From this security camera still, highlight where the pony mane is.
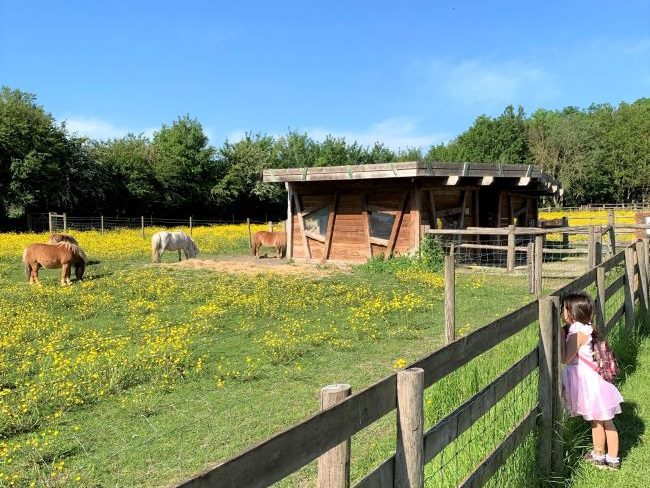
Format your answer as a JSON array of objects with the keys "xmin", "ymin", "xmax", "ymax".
[{"xmin": 57, "ymin": 242, "xmax": 88, "ymax": 263}]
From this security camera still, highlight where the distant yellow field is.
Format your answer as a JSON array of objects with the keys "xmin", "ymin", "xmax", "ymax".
[
  {"xmin": 538, "ymin": 209, "xmax": 642, "ymax": 243},
  {"xmin": 538, "ymin": 209, "xmax": 638, "ymax": 226}
]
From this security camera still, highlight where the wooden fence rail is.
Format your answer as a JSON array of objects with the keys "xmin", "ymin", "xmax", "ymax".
[{"xmin": 174, "ymin": 241, "xmax": 649, "ymax": 488}]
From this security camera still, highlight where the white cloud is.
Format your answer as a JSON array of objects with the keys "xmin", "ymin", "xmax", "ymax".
[
  {"xmin": 62, "ymin": 116, "xmax": 156, "ymax": 141},
  {"xmin": 417, "ymin": 58, "xmax": 559, "ymax": 108},
  {"xmin": 600, "ymin": 37, "xmax": 650, "ymax": 54},
  {"xmin": 227, "ymin": 118, "xmax": 450, "ymax": 151}
]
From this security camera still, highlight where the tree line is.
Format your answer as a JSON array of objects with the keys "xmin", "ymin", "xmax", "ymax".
[{"xmin": 1, "ymin": 86, "xmax": 648, "ymax": 228}]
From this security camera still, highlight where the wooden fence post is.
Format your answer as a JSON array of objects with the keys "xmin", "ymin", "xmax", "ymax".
[
  {"xmin": 286, "ymin": 183, "xmax": 294, "ymax": 259},
  {"xmin": 608, "ymin": 210, "xmax": 616, "ymax": 254},
  {"xmin": 444, "ymin": 253, "xmax": 455, "ymax": 344},
  {"xmin": 635, "ymin": 241, "xmax": 649, "ymax": 313},
  {"xmin": 550, "ymin": 295, "xmax": 564, "ymax": 477},
  {"xmin": 561, "ymin": 216, "xmax": 569, "ymax": 248},
  {"xmin": 141, "ymin": 216, "xmax": 145, "ymax": 239},
  {"xmin": 587, "ymin": 226, "xmax": 595, "ymax": 269},
  {"xmin": 624, "ymin": 247, "xmax": 636, "ymax": 335},
  {"xmin": 395, "ymin": 368, "xmax": 424, "ymax": 488},
  {"xmin": 595, "ymin": 266, "xmax": 606, "ymax": 330},
  {"xmin": 527, "ymin": 241, "xmax": 535, "ymax": 294},
  {"xmin": 63, "ymin": 213, "xmax": 67, "ymax": 232},
  {"xmin": 100, "ymin": 215, "xmax": 104, "ymax": 234},
  {"xmin": 535, "ymin": 234, "xmax": 543, "ymax": 297},
  {"xmin": 507, "ymin": 225, "xmax": 516, "ymax": 272},
  {"xmin": 538, "ymin": 296, "xmax": 559, "ymax": 479},
  {"xmin": 247, "ymin": 218, "xmax": 252, "ymax": 251},
  {"xmin": 595, "ymin": 226, "xmax": 602, "ymax": 265},
  {"xmin": 644, "ymin": 238, "xmax": 650, "ymax": 291},
  {"xmin": 318, "ymin": 384, "xmax": 352, "ymax": 488},
  {"xmin": 189, "ymin": 216, "xmax": 193, "ymax": 236}
]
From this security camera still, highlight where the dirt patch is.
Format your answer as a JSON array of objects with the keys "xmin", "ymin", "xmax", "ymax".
[{"xmin": 165, "ymin": 256, "xmax": 350, "ymax": 276}]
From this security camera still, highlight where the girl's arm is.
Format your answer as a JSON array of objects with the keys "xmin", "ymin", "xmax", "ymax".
[{"xmin": 562, "ymin": 332, "xmax": 588, "ymax": 364}]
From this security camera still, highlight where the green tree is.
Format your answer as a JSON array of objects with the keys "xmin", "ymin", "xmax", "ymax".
[
  {"xmin": 150, "ymin": 115, "xmax": 217, "ymax": 213},
  {"xmin": 0, "ymin": 87, "xmax": 102, "ymax": 219},
  {"xmin": 212, "ymin": 133, "xmax": 282, "ymax": 216},
  {"xmin": 90, "ymin": 134, "xmax": 159, "ymax": 214}
]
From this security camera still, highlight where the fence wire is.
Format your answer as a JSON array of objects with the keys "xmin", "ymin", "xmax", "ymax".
[
  {"xmin": 28, "ymin": 212, "xmax": 276, "ymax": 233},
  {"xmin": 424, "ymin": 367, "xmax": 538, "ymax": 487}
]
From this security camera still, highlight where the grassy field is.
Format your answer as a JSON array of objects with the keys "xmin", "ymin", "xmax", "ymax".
[
  {"xmin": 0, "ymin": 223, "xmax": 642, "ymax": 487},
  {"xmin": 0, "ymin": 226, "xmax": 548, "ymax": 487}
]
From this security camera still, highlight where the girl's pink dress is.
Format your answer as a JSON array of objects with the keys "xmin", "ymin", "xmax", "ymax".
[{"xmin": 562, "ymin": 322, "xmax": 623, "ymax": 421}]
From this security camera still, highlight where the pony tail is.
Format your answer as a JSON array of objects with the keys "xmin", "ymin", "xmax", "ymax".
[
  {"xmin": 22, "ymin": 249, "xmax": 31, "ymax": 281},
  {"xmin": 151, "ymin": 235, "xmax": 160, "ymax": 263}
]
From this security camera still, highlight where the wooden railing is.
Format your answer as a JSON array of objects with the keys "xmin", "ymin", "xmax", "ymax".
[{"xmin": 174, "ymin": 241, "xmax": 649, "ymax": 488}]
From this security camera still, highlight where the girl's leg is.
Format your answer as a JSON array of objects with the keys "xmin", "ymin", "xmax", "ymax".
[
  {"xmin": 591, "ymin": 421, "xmax": 606, "ymax": 454},
  {"xmin": 603, "ymin": 420, "xmax": 619, "ymax": 458}
]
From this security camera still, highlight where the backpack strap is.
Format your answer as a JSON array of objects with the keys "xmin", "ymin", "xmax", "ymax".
[{"xmin": 578, "ymin": 352, "xmax": 599, "ymax": 372}]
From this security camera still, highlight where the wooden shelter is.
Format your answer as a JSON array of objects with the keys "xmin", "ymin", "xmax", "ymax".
[{"xmin": 263, "ymin": 161, "xmax": 563, "ymax": 263}]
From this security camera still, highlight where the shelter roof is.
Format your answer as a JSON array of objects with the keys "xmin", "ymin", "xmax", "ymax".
[{"xmin": 262, "ymin": 161, "xmax": 563, "ymax": 196}]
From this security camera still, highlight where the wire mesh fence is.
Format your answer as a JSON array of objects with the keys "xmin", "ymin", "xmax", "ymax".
[{"xmin": 27, "ymin": 212, "xmax": 280, "ymax": 233}]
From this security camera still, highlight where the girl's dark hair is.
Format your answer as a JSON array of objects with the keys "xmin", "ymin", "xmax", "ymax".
[{"xmin": 563, "ymin": 293, "xmax": 603, "ymax": 340}]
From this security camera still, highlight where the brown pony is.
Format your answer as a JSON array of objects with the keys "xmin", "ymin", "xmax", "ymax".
[
  {"xmin": 47, "ymin": 233, "xmax": 79, "ymax": 245},
  {"xmin": 252, "ymin": 231, "xmax": 287, "ymax": 258},
  {"xmin": 23, "ymin": 242, "xmax": 88, "ymax": 285}
]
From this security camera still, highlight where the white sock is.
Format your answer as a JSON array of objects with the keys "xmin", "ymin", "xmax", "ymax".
[
  {"xmin": 605, "ymin": 454, "xmax": 619, "ymax": 463},
  {"xmin": 592, "ymin": 451, "xmax": 606, "ymax": 460}
]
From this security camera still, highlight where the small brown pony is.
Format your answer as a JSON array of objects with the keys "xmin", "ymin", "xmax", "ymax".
[
  {"xmin": 47, "ymin": 233, "xmax": 79, "ymax": 245},
  {"xmin": 252, "ymin": 231, "xmax": 287, "ymax": 258},
  {"xmin": 23, "ymin": 242, "xmax": 88, "ymax": 285}
]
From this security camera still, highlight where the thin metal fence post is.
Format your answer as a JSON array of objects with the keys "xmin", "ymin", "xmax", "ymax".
[
  {"xmin": 48, "ymin": 212, "xmax": 53, "ymax": 233},
  {"xmin": 100, "ymin": 215, "xmax": 104, "ymax": 233},
  {"xmin": 317, "ymin": 384, "xmax": 352, "ymax": 488},
  {"xmin": 189, "ymin": 216, "xmax": 193, "ymax": 236},
  {"xmin": 63, "ymin": 213, "xmax": 67, "ymax": 232},
  {"xmin": 141, "ymin": 216, "xmax": 145, "ymax": 239}
]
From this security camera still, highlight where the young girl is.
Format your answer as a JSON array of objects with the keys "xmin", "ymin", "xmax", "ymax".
[{"xmin": 561, "ymin": 293, "xmax": 623, "ymax": 470}]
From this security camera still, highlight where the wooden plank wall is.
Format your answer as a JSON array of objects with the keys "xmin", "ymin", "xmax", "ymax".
[
  {"xmin": 292, "ymin": 187, "xmax": 415, "ymax": 261},
  {"xmin": 290, "ymin": 183, "xmax": 540, "ymax": 261}
]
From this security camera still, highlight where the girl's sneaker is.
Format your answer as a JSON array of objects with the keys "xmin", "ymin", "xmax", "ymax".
[
  {"xmin": 583, "ymin": 451, "xmax": 606, "ymax": 468},
  {"xmin": 605, "ymin": 457, "xmax": 621, "ymax": 471}
]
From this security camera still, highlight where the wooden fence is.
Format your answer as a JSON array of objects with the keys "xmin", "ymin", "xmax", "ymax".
[{"xmin": 175, "ymin": 240, "xmax": 649, "ymax": 488}]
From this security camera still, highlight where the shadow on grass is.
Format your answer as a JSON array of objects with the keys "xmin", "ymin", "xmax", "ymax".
[{"xmin": 559, "ymin": 310, "xmax": 649, "ymax": 487}]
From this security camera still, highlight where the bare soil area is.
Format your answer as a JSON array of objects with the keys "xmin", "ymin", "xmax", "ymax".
[{"xmin": 166, "ymin": 255, "xmax": 350, "ymax": 276}]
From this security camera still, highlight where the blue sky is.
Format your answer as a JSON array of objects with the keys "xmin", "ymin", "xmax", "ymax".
[{"xmin": 1, "ymin": 0, "xmax": 648, "ymax": 150}]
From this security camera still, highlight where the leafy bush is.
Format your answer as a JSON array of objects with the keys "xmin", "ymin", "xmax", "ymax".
[{"xmin": 356, "ymin": 235, "xmax": 445, "ymax": 274}]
